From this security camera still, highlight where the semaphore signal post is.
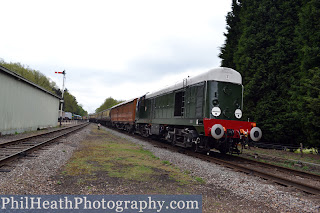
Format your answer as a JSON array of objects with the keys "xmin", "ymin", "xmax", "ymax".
[{"xmin": 55, "ymin": 70, "xmax": 66, "ymax": 127}]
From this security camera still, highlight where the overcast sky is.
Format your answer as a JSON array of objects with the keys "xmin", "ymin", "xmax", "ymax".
[{"xmin": 1, "ymin": 0, "xmax": 232, "ymax": 113}]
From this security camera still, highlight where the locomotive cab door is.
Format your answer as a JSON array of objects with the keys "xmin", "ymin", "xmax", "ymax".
[
  {"xmin": 151, "ymin": 98, "xmax": 156, "ymax": 119},
  {"xmin": 185, "ymin": 82, "xmax": 205, "ymax": 119},
  {"xmin": 174, "ymin": 90, "xmax": 185, "ymax": 117}
]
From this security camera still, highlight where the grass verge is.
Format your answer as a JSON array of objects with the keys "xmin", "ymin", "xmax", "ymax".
[{"xmin": 57, "ymin": 127, "xmax": 202, "ymax": 194}]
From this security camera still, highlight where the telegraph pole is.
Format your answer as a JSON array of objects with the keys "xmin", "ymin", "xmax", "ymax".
[{"xmin": 55, "ymin": 70, "xmax": 66, "ymax": 127}]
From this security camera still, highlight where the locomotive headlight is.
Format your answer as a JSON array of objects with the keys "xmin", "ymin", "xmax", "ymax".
[
  {"xmin": 211, "ymin": 107, "xmax": 221, "ymax": 117},
  {"xmin": 234, "ymin": 109, "xmax": 242, "ymax": 119}
]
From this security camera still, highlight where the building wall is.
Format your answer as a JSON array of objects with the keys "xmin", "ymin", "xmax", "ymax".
[{"xmin": 0, "ymin": 70, "xmax": 60, "ymax": 135}]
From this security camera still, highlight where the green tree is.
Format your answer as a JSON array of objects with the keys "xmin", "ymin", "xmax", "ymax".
[
  {"xmin": 219, "ymin": 0, "xmax": 306, "ymax": 145},
  {"xmin": 77, "ymin": 104, "xmax": 87, "ymax": 116},
  {"xmin": 238, "ymin": 0, "xmax": 302, "ymax": 144},
  {"xmin": 219, "ymin": 0, "xmax": 242, "ymax": 69},
  {"xmin": 63, "ymin": 90, "xmax": 88, "ymax": 116},
  {"xmin": 95, "ymin": 97, "xmax": 123, "ymax": 113},
  {"xmin": 295, "ymin": 0, "xmax": 320, "ymax": 148}
]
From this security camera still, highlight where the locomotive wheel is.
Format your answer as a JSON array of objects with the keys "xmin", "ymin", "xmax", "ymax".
[
  {"xmin": 141, "ymin": 126, "xmax": 150, "ymax": 138},
  {"xmin": 171, "ymin": 137, "xmax": 176, "ymax": 146},
  {"xmin": 165, "ymin": 132, "xmax": 174, "ymax": 144},
  {"xmin": 218, "ymin": 134, "xmax": 228, "ymax": 154},
  {"xmin": 218, "ymin": 146, "xmax": 227, "ymax": 154},
  {"xmin": 142, "ymin": 130, "xmax": 149, "ymax": 138},
  {"xmin": 192, "ymin": 137, "xmax": 210, "ymax": 153},
  {"xmin": 193, "ymin": 142, "xmax": 200, "ymax": 153}
]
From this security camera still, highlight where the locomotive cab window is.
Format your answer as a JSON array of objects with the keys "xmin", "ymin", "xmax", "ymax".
[
  {"xmin": 136, "ymin": 96, "xmax": 145, "ymax": 111},
  {"xmin": 174, "ymin": 91, "xmax": 185, "ymax": 116}
]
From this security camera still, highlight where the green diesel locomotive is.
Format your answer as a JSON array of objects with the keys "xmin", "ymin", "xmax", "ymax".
[
  {"xmin": 91, "ymin": 67, "xmax": 262, "ymax": 154},
  {"xmin": 135, "ymin": 67, "xmax": 261, "ymax": 153}
]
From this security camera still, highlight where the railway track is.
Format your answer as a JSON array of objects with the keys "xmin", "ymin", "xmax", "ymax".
[
  {"xmin": 184, "ymin": 149, "xmax": 320, "ymax": 195},
  {"xmin": 226, "ymin": 154, "xmax": 320, "ymax": 183},
  {"xmin": 0, "ymin": 122, "xmax": 89, "ymax": 170},
  {"xmin": 197, "ymin": 152, "xmax": 320, "ymax": 195},
  {"xmin": 187, "ymin": 150, "xmax": 320, "ymax": 195},
  {"xmin": 108, "ymin": 127, "xmax": 320, "ymax": 196}
]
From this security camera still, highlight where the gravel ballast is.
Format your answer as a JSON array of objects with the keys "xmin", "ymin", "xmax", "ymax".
[
  {"xmin": 102, "ymin": 127, "xmax": 320, "ymax": 213},
  {"xmin": 0, "ymin": 124, "xmax": 319, "ymax": 212},
  {"xmin": 0, "ymin": 125, "xmax": 91, "ymax": 194}
]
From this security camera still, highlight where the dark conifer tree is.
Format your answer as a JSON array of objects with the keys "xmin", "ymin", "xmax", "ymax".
[
  {"xmin": 220, "ymin": 0, "xmax": 305, "ymax": 145},
  {"xmin": 219, "ymin": 0, "xmax": 242, "ymax": 69},
  {"xmin": 295, "ymin": 0, "xmax": 320, "ymax": 148}
]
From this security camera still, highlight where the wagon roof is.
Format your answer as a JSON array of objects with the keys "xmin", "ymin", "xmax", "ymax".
[
  {"xmin": 110, "ymin": 98, "xmax": 137, "ymax": 109},
  {"xmin": 146, "ymin": 67, "xmax": 242, "ymax": 99}
]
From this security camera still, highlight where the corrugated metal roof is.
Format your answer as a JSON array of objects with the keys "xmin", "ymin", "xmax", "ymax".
[{"xmin": 0, "ymin": 65, "xmax": 61, "ymax": 99}]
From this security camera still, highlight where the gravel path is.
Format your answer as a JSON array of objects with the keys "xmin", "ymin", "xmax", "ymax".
[{"xmin": 102, "ymin": 127, "xmax": 320, "ymax": 213}]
